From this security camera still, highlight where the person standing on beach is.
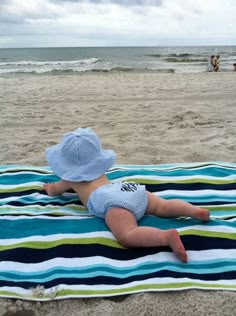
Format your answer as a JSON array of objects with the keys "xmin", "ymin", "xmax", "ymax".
[
  {"xmin": 207, "ymin": 55, "xmax": 215, "ymax": 72},
  {"xmin": 44, "ymin": 127, "xmax": 210, "ymax": 263},
  {"xmin": 214, "ymin": 55, "xmax": 220, "ymax": 72}
]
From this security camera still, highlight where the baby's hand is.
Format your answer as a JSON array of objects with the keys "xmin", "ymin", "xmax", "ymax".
[
  {"xmin": 43, "ymin": 183, "xmax": 58, "ymax": 196},
  {"xmin": 43, "ymin": 180, "xmax": 70, "ymax": 196}
]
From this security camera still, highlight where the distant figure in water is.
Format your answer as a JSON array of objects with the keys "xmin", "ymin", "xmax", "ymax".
[
  {"xmin": 207, "ymin": 55, "xmax": 215, "ymax": 72},
  {"xmin": 233, "ymin": 63, "xmax": 236, "ymax": 72},
  {"xmin": 214, "ymin": 55, "xmax": 220, "ymax": 72}
]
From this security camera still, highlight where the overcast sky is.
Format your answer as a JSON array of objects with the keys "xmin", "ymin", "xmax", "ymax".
[{"xmin": 0, "ymin": 0, "xmax": 235, "ymax": 48}]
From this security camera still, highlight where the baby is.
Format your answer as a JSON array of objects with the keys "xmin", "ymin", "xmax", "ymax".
[{"xmin": 44, "ymin": 128, "xmax": 210, "ymax": 263}]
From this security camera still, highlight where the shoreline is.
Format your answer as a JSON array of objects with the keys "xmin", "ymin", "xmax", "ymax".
[{"xmin": 0, "ymin": 67, "xmax": 234, "ymax": 79}]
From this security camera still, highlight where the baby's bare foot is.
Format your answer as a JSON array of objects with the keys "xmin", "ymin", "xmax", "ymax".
[
  {"xmin": 167, "ymin": 229, "xmax": 188, "ymax": 263},
  {"xmin": 43, "ymin": 183, "xmax": 59, "ymax": 196},
  {"xmin": 195, "ymin": 208, "xmax": 210, "ymax": 222}
]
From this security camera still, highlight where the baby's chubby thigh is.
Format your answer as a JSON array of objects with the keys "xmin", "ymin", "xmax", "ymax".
[{"xmin": 105, "ymin": 207, "xmax": 138, "ymax": 246}]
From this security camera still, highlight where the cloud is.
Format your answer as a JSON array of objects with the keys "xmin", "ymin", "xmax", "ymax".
[
  {"xmin": 50, "ymin": 0, "xmax": 163, "ymax": 5},
  {"xmin": 0, "ymin": 0, "xmax": 235, "ymax": 47}
]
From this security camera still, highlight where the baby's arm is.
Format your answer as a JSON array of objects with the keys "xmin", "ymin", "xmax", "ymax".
[{"xmin": 44, "ymin": 180, "xmax": 71, "ymax": 196}]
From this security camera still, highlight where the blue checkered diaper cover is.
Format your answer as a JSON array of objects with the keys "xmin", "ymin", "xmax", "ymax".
[{"xmin": 87, "ymin": 182, "xmax": 148, "ymax": 221}]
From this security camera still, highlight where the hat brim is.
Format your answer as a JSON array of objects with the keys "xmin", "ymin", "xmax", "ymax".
[{"xmin": 46, "ymin": 143, "xmax": 116, "ymax": 182}]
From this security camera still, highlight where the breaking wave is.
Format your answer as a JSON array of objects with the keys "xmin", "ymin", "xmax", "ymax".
[
  {"xmin": 146, "ymin": 53, "xmax": 198, "ymax": 58},
  {"xmin": 0, "ymin": 58, "xmax": 102, "ymax": 75},
  {"xmin": 164, "ymin": 57, "xmax": 208, "ymax": 63},
  {"xmin": 0, "ymin": 67, "xmax": 175, "ymax": 76}
]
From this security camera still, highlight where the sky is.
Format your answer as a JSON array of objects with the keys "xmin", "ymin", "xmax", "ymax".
[{"xmin": 0, "ymin": 0, "xmax": 235, "ymax": 48}]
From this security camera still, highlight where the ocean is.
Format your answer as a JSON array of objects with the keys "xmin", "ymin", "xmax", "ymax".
[{"xmin": 0, "ymin": 46, "xmax": 235, "ymax": 77}]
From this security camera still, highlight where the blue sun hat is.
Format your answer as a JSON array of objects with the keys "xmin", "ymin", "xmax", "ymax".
[{"xmin": 45, "ymin": 128, "xmax": 116, "ymax": 181}]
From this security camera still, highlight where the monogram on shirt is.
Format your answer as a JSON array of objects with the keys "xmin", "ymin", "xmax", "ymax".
[{"xmin": 120, "ymin": 183, "xmax": 138, "ymax": 192}]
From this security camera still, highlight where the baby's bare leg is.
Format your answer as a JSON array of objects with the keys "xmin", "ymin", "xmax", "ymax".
[
  {"xmin": 105, "ymin": 208, "xmax": 188, "ymax": 262},
  {"xmin": 146, "ymin": 192, "xmax": 210, "ymax": 221},
  {"xmin": 44, "ymin": 180, "xmax": 71, "ymax": 196}
]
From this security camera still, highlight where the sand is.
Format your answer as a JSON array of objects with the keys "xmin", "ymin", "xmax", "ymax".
[{"xmin": 0, "ymin": 72, "xmax": 235, "ymax": 315}]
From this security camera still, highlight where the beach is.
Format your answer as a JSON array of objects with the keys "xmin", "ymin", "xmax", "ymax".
[{"xmin": 0, "ymin": 72, "xmax": 235, "ymax": 315}]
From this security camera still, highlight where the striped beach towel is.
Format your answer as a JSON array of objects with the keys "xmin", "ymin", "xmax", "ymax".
[{"xmin": 0, "ymin": 162, "xmax": 235, "ymax": 300}]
